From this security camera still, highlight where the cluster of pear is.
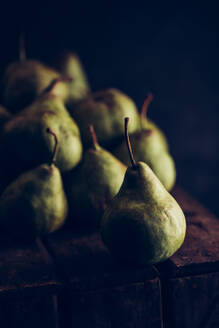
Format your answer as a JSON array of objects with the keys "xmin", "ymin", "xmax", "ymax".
[{"xmin": 0, "ymin": 44, "xmax": 186, "ymax": 265}]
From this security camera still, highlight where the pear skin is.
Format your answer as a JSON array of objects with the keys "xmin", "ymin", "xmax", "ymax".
[
  {"xmin": 0, "ymin": 94, "xmax": 83, "ymax": 183},
  {"xmin": 142, "ymin": 119, "xmax": 169, "ymax": 151},
  {"xmin": 101, "ymin": 118, "xmax": 186, "ymax": 265},
  {"xmin": 140, "ymin": 93, "xmax": 169, "ymax": 151},
  {"xmin": 113, "ymin": 130, "xmax": 176, "ymax": 191},
  {"xmin": 69, "ymin": 88, "xmax": 141, "ymax": 147},
  {"xmin": 2, "ymin": 60, "xmax": 69, "ymax": 113},
  {"xmin": 55, "ymin": 52, "xmax": 90, "ymax": 104},
  {"xmin": 101, "ymin": 162, "xmax": 186, "ymax": 265},
  {"xmin": 66, "ymin": 126, "xmax": 127, "ymax": 226},
  {"xmin": 0, "ymin": 163, "xmax": 68, "ymax": 242},
  {"xmin": 112, "ymin": 94, "xmax": 175, "ymax": 191}
]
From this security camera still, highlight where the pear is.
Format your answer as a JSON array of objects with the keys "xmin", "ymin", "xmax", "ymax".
[
  {"xmin": 66, "ymin": 125, "xmax": 127, "ymax": 226},
  {"xmin": 69, "ymin": 88, "xmax": 141, "ymax": 147},
  {"xmin": 140, "ymin": 93, "xmax": 169, "ymax": 151},
  {"xmin": 55, "ymin": 51, "xmax": 90, "ymax": 104},
  {"xmin": 0, "ymin": 128, "xmax": 68, "ymax": 242},
  {"xmin": 2, "ymin": 60, "xmax": 70, "ymax": 113},
  {"xmin": 101, "ymin": 117, "xmax": 186, "ymax": 265},
  {"xmin": 113, "ymin": 131, "xmax": 176, "ymax": 191},
  {"xmin": 112, "ymin": 96, "xmax": 176, "ymax": 191},
  {"xmin": 0, "ymin": 90, "xmax": 83, "ymax": 183},
  {"xmin": 2, "ymin": 38, "xmax": 69, "ymax": 113}
]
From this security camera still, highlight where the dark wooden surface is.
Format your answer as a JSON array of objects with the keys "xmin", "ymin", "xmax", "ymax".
[
  {"xmin": 44, "ymin": 229, "xmax": 158, "ymax": 291},
  {"xmin": 0, "ymin": 186, "xmax": 218, "ymax": 327},
  {"xmin": 43, "ymin": 185, "xmax": 219, "ymax": 328},
  {"xmin": 0, "ymin": 295, "xmax": 59, "ymax": 328},
  {"xmin": 156, "ymin": 187, "xmax": 219, "ymax": 328},
  {"xmin": 0, "ymin": 238, "xmax": 61, "ymax": 328},
  {"xmin": 70, "ymin": 280, "xmax": 161, "ymax": 328},
  {"xmin": 161, "ymin": 272, "xmax": 219, "ymax": 328},
  {"xmin": 157, "ymin": 186, "xmax": 219, "ymax": 277},
  {"xmin": 44, "ymin": 230, "xmax": 162, "ymax": 327}
]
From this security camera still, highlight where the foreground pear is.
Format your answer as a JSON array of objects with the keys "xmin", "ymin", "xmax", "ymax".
[
  {"xmin": 113, "ymin": 95, "xmax": 176, "ymax": 191},
  {"xmin": 66, "ymin": 125, "xmax": 127, "ymax": 226},
  {"xmin": 101, "ymin": 118, "xmax": 186, "ymax": 265},
  {"xmin": 69, "ymin": 88, "xmax": 141, "ymax": 147},
  {"xmin": 0, "ymin": 85, "xmax": 83, "ymax": 182},
  {"xmin": 55, "ymin": 51, "xmax": 90, "ymax": 104},
  {"xmin": 2, "ymin": 37, "xmax": 69, "ymax": 113},
  {"xmin": 0, "ymin": 128, "xmax": 68, "ymax": 242}
]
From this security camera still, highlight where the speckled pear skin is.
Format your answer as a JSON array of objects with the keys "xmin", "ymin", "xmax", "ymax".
[
  {"xmin": 0, "ymin": 163, "xmax": 68, "ymax": 242},
  {"xmin": 101, "ymin": 162, "xmax": 186, "ymax": 265},
  {"xmin": 66, "ymin": 144, "xmax": 127, "ymax": 226},
  {"xmin": 69, "ymin": 88, "xmax": 141, "ymax": 147},
  {"xmin": 142, "ymin": 118, "xmax": 169, "ymax": 151},
  {"xmin": 55, "ymin": 52, "xmax": 90, "ymax": 104},
  {"xmin": 2, "ymin": 60, "xmax": 69, "ymax": 113},
  {"xmin": 113, "ymin": 130, "xmax": 176, "ymax": 191},
  {"xmin": 0, "ymin": 94, "xmax": 83, "ymax": 183}
]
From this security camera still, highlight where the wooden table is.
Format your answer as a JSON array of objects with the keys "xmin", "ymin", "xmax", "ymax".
[
  {"xmin": 0, "ymin": 186, "xmax": 218, "ymax": 327},
  {"xmin": 0, "ymin": 238, "xmax": 61, "ymax": 328}
]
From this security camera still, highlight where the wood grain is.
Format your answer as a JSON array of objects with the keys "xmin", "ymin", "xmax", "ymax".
[{"xmin": 0, "ymin": 238, "xmax": 61, "ymax": 327}]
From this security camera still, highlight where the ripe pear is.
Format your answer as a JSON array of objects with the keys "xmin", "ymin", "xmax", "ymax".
[
  {"xmin": 101, "ymin": 118, "xmax": 186, "ymax": 266},
  {"xmin": 2, "ymin": 38, "xmax": 69, "ymax": 113},
  {"xmin": 0, "ymin": 128, "xmax": 68, "ymax": 242},
  {"xmin": 140, "ymin": 93, "xmax": 169, "ymax": 151},
  {"xmin": 112, "ymin": 96, "xmax": 176, "ymax": 191},
  {"xmin": 69, "ymin": 88, "xmax": 141, "ymax": 147},
  {"xmin": 0, "ymin": 90, "xmax": 83, "ymax": 182},
  {"xmin": 113, "ymin": 130, "xmax": 176, "ymax": 191},
  {"xmin": 66, "ymin": 125, "xmax": 127, "ymax": 226},
  {"xmin": 55, "ymin": 51, "xmax": 90, "ymax": 104}
]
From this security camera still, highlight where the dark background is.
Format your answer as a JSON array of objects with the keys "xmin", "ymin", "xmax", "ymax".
[{"xmin": 1, "ymin": 3, "xmax": 219, "ymax": 215}]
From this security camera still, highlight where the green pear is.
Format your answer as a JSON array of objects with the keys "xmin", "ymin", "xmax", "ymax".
[
  {"xmin": 2, "ymin": 43, "xmax": 69, "ymax": 113},
  {"xmin": 55, "ymin": 51, "xmax": 90, "ymax": 104},
  {"xmin": 113, "ymin": 129, "xmax": 176, "ymax": 191},
  {"xmin": 66, "ymin": 125, "xmax": 127, "ymax": 226},
  {"xmin": 0, "ymin": 91, "xmax": 83, "ymax": 182},
  {"xmin": 69, "ymin": 88, "xmax": 141, "ymax": 147},
  {"xmin": 0, "ymin": 128, "xmax": 68, "ymax": 242},
  {"xmin": 101, "ymin": 117, "xmax": 186, "ymax": 265},
  {"xmin": 112, "ymin": 95, "xmax": 176, "ymax": 191},
  {"xmin": 140, "ymin": 93, "xmax": 169, "ymax": 151}
]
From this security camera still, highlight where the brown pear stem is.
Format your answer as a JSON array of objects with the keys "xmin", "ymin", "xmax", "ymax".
[
  {"xmin": 125, "ymin": 117, "xmax": 137, "ymax": 169},
  {"xmin": 140, "ymin": 92, "xmax": 154, "ymax": 121},
  {"xmin": 46, "ymin": 128, "xmax": 58, "ymax": 166},
  {"xmin": 19, "ymin": 33, "xmax": 26, "ymax": 62},
  {"xmin": 89, "ymin": 125, "xmax": 99, "ymax": 149},
  {"xmin": 42, "ymin": 76, "xmax": 73, "ymax": 95}
]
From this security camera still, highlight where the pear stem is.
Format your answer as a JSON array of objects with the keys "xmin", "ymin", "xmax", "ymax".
[
  {"xmin": 42, "ymin": 76, "xmax": 73, "ymax": 95},
  {"xmin": 19, "ymin": 33, "xmax": 26, "ymax": 62},
  {"xmin": 140, "ymin": 92, "xmax": 154, "ymax": 122},
  {"xmin": 125, "ymin": 117, "xmax": 137, "ymax": 169},
  {"xmin": 89, "ymin": 125, "xmax": 99, "ymax": 149},
  {"xmin": 46, "ymin": 128, "xmax": 58, "ymax": 166}
]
